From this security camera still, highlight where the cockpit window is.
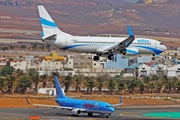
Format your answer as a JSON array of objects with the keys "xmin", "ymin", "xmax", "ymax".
[
  {"xmin": 160, "ymin": 43, "xmax": 163, "ymax": 45},
  {"xmin": 106, "ymin": 106, "xmax": 113, "ymax": 107}
]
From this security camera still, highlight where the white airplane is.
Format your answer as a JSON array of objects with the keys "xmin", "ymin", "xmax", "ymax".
[{"xmin": 37, "ymin": 5, "xmax": 167, "ymax": 61}]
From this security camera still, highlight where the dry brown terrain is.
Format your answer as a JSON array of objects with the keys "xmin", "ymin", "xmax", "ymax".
[
  {"xmin": 0, "ymin": 0, "xmax": 180, "ymax": 36},
  {"xmin": 0, "ymin": 93, "xmax": 180, "ymax": 108}
]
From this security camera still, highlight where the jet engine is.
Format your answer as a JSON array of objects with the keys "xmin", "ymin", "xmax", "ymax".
[
  {"xmin": 71, "ymin": 109, "xmax": 82, "ymax": 115},
  {"xmin": 125, "ymin": 47, "xmax": 139, "ymax": 55}
]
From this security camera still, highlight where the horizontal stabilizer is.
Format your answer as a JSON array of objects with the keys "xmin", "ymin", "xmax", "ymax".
[{"xmin": 44, "ymin": 34, "xmax": 57, "ymax": 40}]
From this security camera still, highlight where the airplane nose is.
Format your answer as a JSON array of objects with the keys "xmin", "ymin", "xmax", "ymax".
[
  {"xmin": 109, "ymin": 107, "xmax": 114, "ymax": 112},
  {"xmin": 164, "ymin": 45, "xmax": 167, "ymax": 50}
]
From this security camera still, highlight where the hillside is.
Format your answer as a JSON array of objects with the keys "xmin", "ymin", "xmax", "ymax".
[{"xmin": 0, "ymin": 0, "xmax": 179, "ymax": 37}]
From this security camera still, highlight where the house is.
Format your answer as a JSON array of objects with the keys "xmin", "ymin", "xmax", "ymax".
[
  {"xmin": 168, "ymin": 64, "xmax": 180, "ymax": 78},
  {"xmin": 104, "ymin": 55, "xmax": 128, "ymax": 69}
]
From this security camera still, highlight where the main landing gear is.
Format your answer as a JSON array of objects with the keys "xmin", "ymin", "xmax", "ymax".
[
  {"xmin": 107, "ymin": 54, "xmax": 114, "ymax": 60},
  {"xmin": 88, "ymin": 113, "xmax": 93, "ymax": 117},
  {"xmin": 93, "ymin": 54, "xmax": 114, "ymax": 61},
  {"xmin": 152, "ymin": 54, "xmax": 156, "ymax": 60}
]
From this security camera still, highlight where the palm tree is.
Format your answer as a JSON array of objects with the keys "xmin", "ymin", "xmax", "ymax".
[
  {"xmin": 150, "ymin": 74, "xmax": 159, "ymax": 81},
  {"xmin": 137, "ymin": 80, "xmax": 144, "ymax": 94},
  {"xmin": 9, "ymin": 45, "xmax": 14, "ymax": 51},
  {"xmin": 46, "ymin": 44, "xmax": 51, "ymax": 51},
  {"xmin": 142, "ymin": 76, "xmax": 150, "ymax": 93},
  {"xmin": 40, "ymin": 74, "xmax": 48, "ymax": 88},
  {"xmin": 106, "ymin": 79, "xmax": 115, "ymax": 94},
  {"xmin": 6, "ymin": 75, "xmax": 15, "ymax": 93},
  {"xmin": 175, "ymin": 81, "xmax": 180, "ymax": 93},
  {"xmin": 31, "ymin": 42, "xmax": 38, "ymax": 51},
  {"xmin": 20, "ymin": 45, "xmax": 26, "ymax": 50},
  {"xmin": 163, "ymin": 76, "xmax": 174, "ymax": 94},
  {"xmin": 95, "ymin": 77, "xmax": 104, "ymax": 94},
  {"xmin": 73, "ymin": 74, "xmax": 81, "ymax": 92},
  {"xmin": 17, "ymin": 75, "xmax": 32, "ymax": 94},
  {"xmin": 116, "ymin": 80, "xmax": 125, "ymax": 94},
  {"xmin": 147, "ymin": 82, "xmax": 155, "ymax": 93},
  {"xmin": 12, "ymin": 69, "xmax": 24, "ymax": 93},
  {"xmin": 39, "ymin": 45, "xmax": 44, "ymax": 51},
  {"xmin": 28, "ymin": 68, "xmax": 39, "ymax": 94},
  {"xmin": 142, "ymin": 76, "xmax": 150, "ymax": 83},
  {"xmin": 84, "ymin": 77, "xmax": 94, "ymax": 94},
  {"xmin": 173, "ymin": 77, "xmax": 180, "ymax": 93},
  {"xmin": 0, "ymin": 77, "xmax": 5, "ymax": 94},
  {"xmin": 154, "ymin": 81, "xmax": 163, "ymax": 93},
  {"xmin": 127, "ymin": 78, "xmax": 138, "ymax": 94},
  {"xmin": 0, "ymin": 66, "xmax": 15, "ymax": 94},
  {"xmin": 62, "ymin": 75, "xmax": 72, "ymax": 92}
]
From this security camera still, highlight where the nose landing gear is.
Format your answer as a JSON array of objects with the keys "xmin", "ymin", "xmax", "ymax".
[{"xmin": 93, "ymin": 55, "xmax": 100, "ymax": 61}]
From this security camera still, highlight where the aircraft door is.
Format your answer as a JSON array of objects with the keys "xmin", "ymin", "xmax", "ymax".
[
  {"xmin": 94, "ymin": 103, "xmax": 99, "ymax": 110},
  {"xmin": 65, "ymin": 38, "xmax": 69, "ymax": 46},
  {"xmin": 155, "ymin": 42, "xmax": 157, "ymax": 48}
]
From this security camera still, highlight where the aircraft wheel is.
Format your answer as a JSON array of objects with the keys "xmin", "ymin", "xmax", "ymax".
[
  {"xmin": 108, "ymin": 54, "xmax": 114, "ymax": 60},
  {"xmin": 93, "ymin": 56, "xmax": 100, "ymax": 61},
  {"xmin": 121, "ymin": 49, "xmax": 126, "ymax": 55},
  {"xmin": 88, "ymin": 113, "xmax": 93, "ymax": 117}
]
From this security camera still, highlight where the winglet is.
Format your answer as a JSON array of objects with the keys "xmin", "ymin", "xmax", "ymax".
[
  {"xmin": 25, "ymin": 97, "xmax": 31, "ymax": 105},
  {"xmin": 120, "ymin": 96, "xmax": 123, "ymax": 105},
  {"xmin": 128, "ymin": 26, "xmax": 134, "ymax": 37},
  {"xmin": 112, "ymin": 96, "xmax": 123, "ymax": 107}
]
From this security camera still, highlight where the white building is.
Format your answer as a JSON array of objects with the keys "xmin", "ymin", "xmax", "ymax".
[
  {"xmin": 38, "ymin": 88, "xmax": 65, "ymax": 96},
  {"xmin": 168, "ymin": 64, "xmax": 180, "ymax": 77},
  {"xmin": 10, "ymin": 60, "xmax": 35, "ymax": 72}
]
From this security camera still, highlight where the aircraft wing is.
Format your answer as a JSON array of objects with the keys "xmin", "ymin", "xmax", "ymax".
[
  {"xmin": 25, "ymin": 97, "xmax": 72, "ymax": 109},
  {"xmin": 25, "ymin": 97, "xmax": 86, "ymax": 111},
  {"xmin": 102, "ymin": 26, "xmax": 135, "ymax": 54},
  {"xmin": 112, "ymin": 96, "xmax": 123, "ymax": 107}
]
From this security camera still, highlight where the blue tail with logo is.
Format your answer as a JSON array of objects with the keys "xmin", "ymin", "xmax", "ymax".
[
  {"xmin": 37, "ymin": 5, "xmax": 71, "ymax": 39},
  {"xmin": 54, "ymin": 76, "xmax": 68, "ymax": 99}
]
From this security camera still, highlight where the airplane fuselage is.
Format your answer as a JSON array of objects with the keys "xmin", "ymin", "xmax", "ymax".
[
  {"xmin": 56, "ymin": 98, "xmax": 114, "ymax": 114},
  {"xmin": 45, "ymin": 36, "xmax": 167, "ymax": 56}
]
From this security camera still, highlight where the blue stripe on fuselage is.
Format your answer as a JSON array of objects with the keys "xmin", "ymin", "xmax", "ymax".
[
  {"xmin": 62, "ymin": 44, "xmax": 89, "ymax": 50},
  {"xmin": 137, "ymin": 46, "xmax": 163, "ymax": 54},
  {"xmin": 40, "ymin": 17, "xmax": 57, "ymax": 28},
  {"xmin": 62, "ymin": 44, "xmax": 114, "ymax": 50},
  {"xmin": 62, "ymin": 44, "xmax": 163, "ymax": 54},
  {"xmin": 126, "ymin": 49, "xmax": 138, "ymax": 54}
]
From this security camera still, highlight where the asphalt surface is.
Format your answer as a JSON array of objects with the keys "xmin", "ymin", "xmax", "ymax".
[{"xmin": 0, "ymin": 107, "xmax": 180, "ymax": 120}]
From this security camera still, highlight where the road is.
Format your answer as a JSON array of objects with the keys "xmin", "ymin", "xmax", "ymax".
[{"xmin": 0, "ymin": 106, "xmax": 179, "ymax": 120}]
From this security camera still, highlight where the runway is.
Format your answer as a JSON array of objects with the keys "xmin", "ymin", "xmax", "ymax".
[{"xmin": 0, "ymin": 106, "xmax": 179, "ymax": 120}]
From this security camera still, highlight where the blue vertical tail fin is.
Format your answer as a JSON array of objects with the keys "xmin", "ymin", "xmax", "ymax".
[
  {"xmin": 54, "ymin": 76, "xmax": 68, "ymax": 99},
  {"xmin": 127, "ymin": 26, "xmax": 134, "ymax": 37}
]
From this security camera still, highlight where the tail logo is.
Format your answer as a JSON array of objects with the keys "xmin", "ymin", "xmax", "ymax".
[
  {"xmin": 40, "ymin": 17, "xmax": 57, "ymax": 28},
  {"xmin": 56, "ymin": 88, "xmax": 60, "ymax": 95}
]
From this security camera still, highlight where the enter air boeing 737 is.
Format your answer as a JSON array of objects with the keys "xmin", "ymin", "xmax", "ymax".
[
  {"xmin": 37, "ymin": 6, "xmax": 167, "ymax": 61},
  {"xmin": 26, "ymin": 76, "xmax": 122, "ymax": 118}
]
